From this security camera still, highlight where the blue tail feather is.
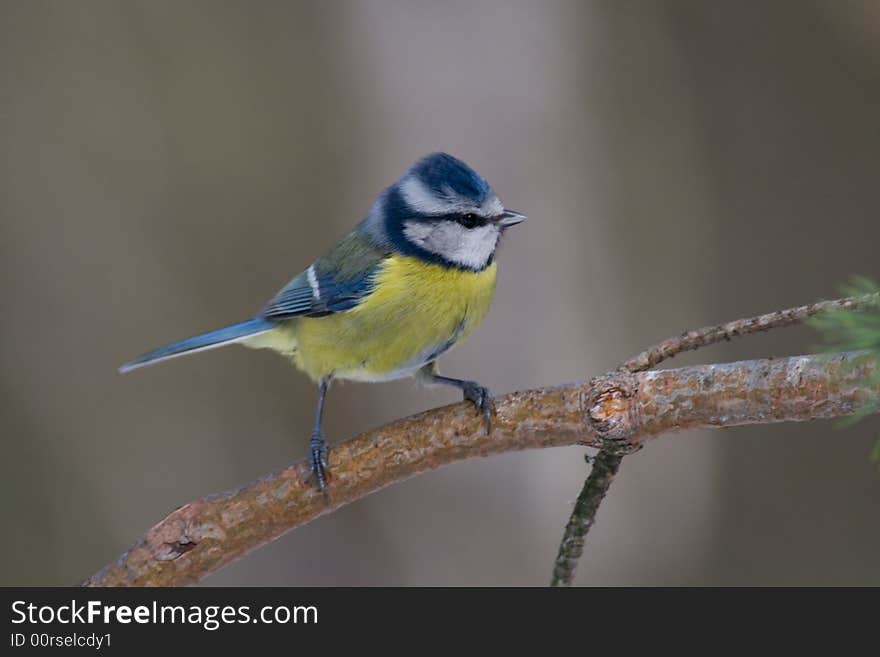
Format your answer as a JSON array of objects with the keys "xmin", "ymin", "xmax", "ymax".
[{"xmin": 119, "ymin": 318, "xmax": 275, "ymax": 373}]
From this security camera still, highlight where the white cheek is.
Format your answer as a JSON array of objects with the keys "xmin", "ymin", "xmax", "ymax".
[
  {"xmin": 402, "ymin": 221, "xmax": 433, "ymax": 248},
  {"xmin": 403, "ymin": 221, "xmax": 499, "ymax": 269},
  {"xmin": 453, "ymin": 224, "xmax": 499, "ymax": 269}
]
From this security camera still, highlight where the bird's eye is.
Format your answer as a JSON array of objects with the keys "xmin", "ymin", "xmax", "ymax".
[{"xmin": 458, "ymin": 213, "xmax": 481, "ymax": 229}]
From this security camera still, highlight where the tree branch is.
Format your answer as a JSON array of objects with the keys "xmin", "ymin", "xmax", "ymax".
[{"xmin": 83, "ymin": 349, "xmax": 878, "ymax": 586}]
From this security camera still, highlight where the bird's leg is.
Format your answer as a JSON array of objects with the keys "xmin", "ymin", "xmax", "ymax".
[
  {"xmin": 306, "ymin": 377, "xmax": 330, "ymax": 496},
  {"xmin": 418, "ymin": 362, "xmax": 494, "ymax": 434}
]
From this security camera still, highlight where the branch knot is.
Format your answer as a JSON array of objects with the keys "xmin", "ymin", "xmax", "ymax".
[{"xmin": 586, "ymin": 373, "xmax": 638, "ymax": 448}]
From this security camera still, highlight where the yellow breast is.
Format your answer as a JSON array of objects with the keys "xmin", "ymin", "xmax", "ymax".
[{"xmin": 290, "ymin": 256, "xmax": 498, "ymax": 382}]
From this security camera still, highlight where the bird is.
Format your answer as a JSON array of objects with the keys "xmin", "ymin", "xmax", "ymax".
[{"xmin": 120, "ymin": 152, "xmax": 526, "ymax": 494}]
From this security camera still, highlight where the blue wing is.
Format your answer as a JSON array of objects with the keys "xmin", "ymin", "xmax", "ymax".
[
  {"xmin": 259, "ymin": 267, "xmax": 379, "ymax": 319},
  {"xmin": 260, "ymin": 231, "xmax": 388, "ymax": 321}
]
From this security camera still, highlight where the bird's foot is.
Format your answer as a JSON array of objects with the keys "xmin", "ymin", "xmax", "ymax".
[
  {"xmin": 306, "ymin": 430, "xmax": 329, "ymax": 497},
  {"xmin": 462, "ymin": 382, "xmax": 494, "ymax": 434}
]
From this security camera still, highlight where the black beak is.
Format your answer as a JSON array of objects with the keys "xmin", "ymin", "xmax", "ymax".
[{"xmin": 497, "ymin": 208, "xmax": 527, "ymax": 227}]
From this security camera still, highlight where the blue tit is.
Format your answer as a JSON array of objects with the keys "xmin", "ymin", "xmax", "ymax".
[{"xmin": 120, "ymin": 152, "xmax": 526, "ymax": 493}]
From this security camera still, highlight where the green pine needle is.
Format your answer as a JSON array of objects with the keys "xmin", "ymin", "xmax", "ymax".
[{"xmin": 808, "ymin": 276, "xmax": 880, "ymax": 465}]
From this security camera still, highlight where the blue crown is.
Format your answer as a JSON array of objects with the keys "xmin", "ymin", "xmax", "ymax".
[{"xmin": 408, "ymin": 152, "xmax": 494, "ymax": 205}]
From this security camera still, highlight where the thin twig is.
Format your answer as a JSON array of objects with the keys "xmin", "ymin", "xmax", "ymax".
[
  {"xmin": 622, "ymin": 293, "xmax": 879, "ymax": 373},
  {"xmin": 83, "ymin": 349, "xmax": 877, "ymax": 586},
  {"xmin": 550, "ymin": 448, "xmax": 626, "ymax": 586}
]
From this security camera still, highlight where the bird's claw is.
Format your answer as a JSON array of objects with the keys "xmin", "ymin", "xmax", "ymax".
[
  {"xmin": 306, "ymin": 430, "xmax": 329, "ymax": 497},
  {"xmin": 462, "ymin": 382, "xmax": 494, "ymax": 434}
]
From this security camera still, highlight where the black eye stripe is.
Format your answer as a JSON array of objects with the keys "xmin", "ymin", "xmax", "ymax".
[
  {"xmin": 417, "ymin": 211, "xmax": 489, "ymax": 229},
  {"xmin": 455, "ymin": 213, "xmax": 485, "ymax": 228}
]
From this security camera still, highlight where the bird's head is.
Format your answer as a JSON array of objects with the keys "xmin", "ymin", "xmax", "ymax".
[{"xmin": 362, "ymin": 152, "xmax": 525, "ymax": 271}]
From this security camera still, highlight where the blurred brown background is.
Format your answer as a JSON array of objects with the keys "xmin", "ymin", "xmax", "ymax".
[{"xmin": 2, "ymin": 0, "xmax": 879, "ymax": 586}]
